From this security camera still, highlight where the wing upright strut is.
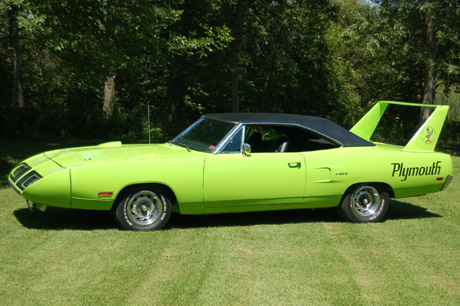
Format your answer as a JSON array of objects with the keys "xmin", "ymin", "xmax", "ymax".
[{"xmin": 350, "ymin": 101, "xmax": 449, "ymax": 152}]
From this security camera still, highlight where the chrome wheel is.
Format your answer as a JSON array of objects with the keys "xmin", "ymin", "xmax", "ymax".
[
  {"xmin": 126, "ymin": 190, "xmax": 163, "ymax": 226},
  {"xmin": 338, "ymin": 183, "xmax": 389, "ymax": 223},
  {"xmin": 351, "ymin": 185, "xmax": 381, "ymax": 218},
  {"xmin": 114, "ymin": 186, "xmax": 172, "ymax": 231}
]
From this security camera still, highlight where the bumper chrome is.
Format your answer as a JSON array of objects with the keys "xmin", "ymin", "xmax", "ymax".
[
  {"xmin": 441, "ymin": 175, "xmax": 454, "ymax": 191},
  {"xmin": 26, "ymin": 200, "xmax": 33, "ymax": 211}
]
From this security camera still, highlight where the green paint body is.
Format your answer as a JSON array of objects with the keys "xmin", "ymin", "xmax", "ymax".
[{"xmin": 9, "ymin": 102, "xmax": 453, "ymax": 215}]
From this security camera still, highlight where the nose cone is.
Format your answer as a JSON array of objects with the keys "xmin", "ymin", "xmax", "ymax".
[
  {"xmin": 21, "ymin": 167, "xmax": 71, "ymax": 208},
  {"xmin": 9, "ymin": 152, "xmax": 71, "ymax": 208}
]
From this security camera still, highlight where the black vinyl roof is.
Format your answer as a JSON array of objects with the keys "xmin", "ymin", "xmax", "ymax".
[{"xmin": 203, "ymin": 113, "xmax": 374, "ymax": 147}]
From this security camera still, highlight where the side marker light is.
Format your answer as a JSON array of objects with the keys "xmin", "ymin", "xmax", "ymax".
[{"xmin": 98, "ymin": 192, "xmax": 113, "ymax": 198}]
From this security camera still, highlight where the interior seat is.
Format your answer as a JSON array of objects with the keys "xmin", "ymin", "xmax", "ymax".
[
  {"xmin": 246, "ymin": 132, "xmax": 263, "ymax": 152},
  {"xmin": 276, "ymin": 141, "xmax": 289, "ymax": 152}
]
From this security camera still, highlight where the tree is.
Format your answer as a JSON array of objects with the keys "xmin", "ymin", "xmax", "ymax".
[
  {"xmin": 373, "ymin": 0, "xmax": 460, "ymax": 124},
  {"xmin": 163, "ymin": 0, "xmax": 233, "ymax": 125},
  {"xmin": 230, "ymin": 0, "xmax": 247, "ymax": 113},
  {"xmin": 4, "ymin": 2, "xmax": 25, "ymax": 109},
  {"xmin": 237, "ymin": 0, "xmax": 346, "ymax": 119}
]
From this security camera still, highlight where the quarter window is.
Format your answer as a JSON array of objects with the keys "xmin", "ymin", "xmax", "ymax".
[{"xmin": 222, "ymin": 129, "xmax": 243, "ymax": 153}]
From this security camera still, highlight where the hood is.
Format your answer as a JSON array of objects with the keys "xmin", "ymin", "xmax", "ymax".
[{"xmin": 44, "ymin": 141, "xmax": 198, "ymax": 168}]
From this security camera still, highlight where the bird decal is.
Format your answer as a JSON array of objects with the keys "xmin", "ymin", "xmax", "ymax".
[{"xmin": 425, "ymin": 127, "xmax": 434, "ymax": 143}]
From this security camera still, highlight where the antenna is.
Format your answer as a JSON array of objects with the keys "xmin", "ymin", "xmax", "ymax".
[{"xmin": 148, "ymin": 101, "xmax": 151, "ymax": 144}]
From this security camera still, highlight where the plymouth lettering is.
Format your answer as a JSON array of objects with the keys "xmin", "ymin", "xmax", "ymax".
[{"xmin": 391, "ymin": 161, "xmax": 441, "ymax": 181}]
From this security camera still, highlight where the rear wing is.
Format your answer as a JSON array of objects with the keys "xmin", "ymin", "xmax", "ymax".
[{"xmin": 350, "ymin": 101, "xmax": 449, "ymax": 152}]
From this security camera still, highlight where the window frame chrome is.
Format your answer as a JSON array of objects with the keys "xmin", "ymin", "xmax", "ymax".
[
  {"xmin": 212, "ymin": 121, "xmax": 344, "ymax": 154},
  {"xmin": 213, "ymin": 123, "xmax": 244, "ymax": 154}
]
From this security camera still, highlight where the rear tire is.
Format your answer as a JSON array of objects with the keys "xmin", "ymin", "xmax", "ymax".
[
  {"xmin": 337, "ymin": 184, "xmax": 389, "ymax": 223},
  {"xmin": 113, "ymin": 186, "xmax": 172, "ymax": 231}
]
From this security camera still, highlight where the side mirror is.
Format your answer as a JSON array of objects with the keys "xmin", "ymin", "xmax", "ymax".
[{"xmin": 242, "ymin": 143, "xmax": 251, "ymax": 156}]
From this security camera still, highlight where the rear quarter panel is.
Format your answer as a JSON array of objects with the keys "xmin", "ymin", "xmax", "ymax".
[{"xmin": 302, "ymin": 145, "xmax": 452, "ymax": 206}]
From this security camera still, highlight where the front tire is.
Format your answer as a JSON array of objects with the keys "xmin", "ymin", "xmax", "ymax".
[
  {"xmin": 338, "ymin": 184, "xmax": 389, "ymax": 223},
  {"xmin": 114, "ymin": 186, "xmax": 172, "ymax": 231}
]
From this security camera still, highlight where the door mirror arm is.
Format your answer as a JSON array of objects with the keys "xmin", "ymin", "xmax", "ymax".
[{"xmin": 242, "ymin": 143, "xmax": 251, "ymax": 157}]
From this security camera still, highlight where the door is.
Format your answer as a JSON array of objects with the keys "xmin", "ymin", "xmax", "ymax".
[{"xmin": 203, "ymin": 152, "xmax": 305, "ymax": 211}]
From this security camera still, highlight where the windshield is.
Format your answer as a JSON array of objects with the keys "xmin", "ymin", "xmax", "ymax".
[{"xmin": 172, "ymin": 118, "xmax": 237, "ymax": 153}]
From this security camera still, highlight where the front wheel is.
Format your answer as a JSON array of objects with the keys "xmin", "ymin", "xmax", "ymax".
[
  {"xmin": 337, "ymin": 184, "xmax": 389, "ymax": 223},
  {"xmin": 113, "ymin": 186, "xmax": 172, "ymax": 231}
]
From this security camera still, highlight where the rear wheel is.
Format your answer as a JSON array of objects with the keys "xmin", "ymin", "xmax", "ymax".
[
  {"xmin": 338, "ymin": 184, "xmax": 389, "ymax": 223},
  {"xmin": 114, "ymin": 186, "xmax": 172, "ymax": 231}
]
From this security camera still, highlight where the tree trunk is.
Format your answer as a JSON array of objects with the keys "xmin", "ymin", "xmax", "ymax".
[
  {"xmin": 8, "ymin": 5, "xmax": 24, "ymax": 109},
  {"xmin": 102, "ymin": 0, "xmax": 116, "ymax": 119},
  {"xmin": 230, "ymin": 61, "xmax": 240, "ymax": 113},
  {"xmin": 167, "ymin": 70, "xmax": 185, "ymax": 124},
  {"xmin": 230, "ymin": 0, "xmax": 247, "ymax": 113},
  {"xmin": 103, "ymin": 75, "xmax": 116, "ymax": 118},
  {"xmin": 419, "ymin": 17, "xmax": 438, "ymax": 125}
]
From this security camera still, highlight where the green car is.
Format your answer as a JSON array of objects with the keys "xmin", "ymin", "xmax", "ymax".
[{"xmin": 9, "ymin": 101, "xmax": 454, "ymax": 231}]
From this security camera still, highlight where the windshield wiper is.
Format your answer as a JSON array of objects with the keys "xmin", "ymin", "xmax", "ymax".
[
  {"xmin": 169, "ymin": 140, "xmax": 191, "ymax": 152},
  {"xmin": 177, "ymin": 143, "xmax": 191, "ymax": 152}
]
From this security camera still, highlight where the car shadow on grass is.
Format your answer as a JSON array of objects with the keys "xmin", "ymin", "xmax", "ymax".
[
  {"xmin": 167, "ymin": 207, "xmax": 342, "ymax": 230},
  {"xmin": 167, "ymin": 199, "xmax": 440, "ymax": 229},
  {"xmin": 13, "ymin": 199, "xmax": 440, "ymax": 231},
  {"xmin": 385, "ymin": 199, "xmax": 441, "ymax": 220},
  {"xmin": 13, "ymin": 207, "xmax": 117, "ymax": 231}
]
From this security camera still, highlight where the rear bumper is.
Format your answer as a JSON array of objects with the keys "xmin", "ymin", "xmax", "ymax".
[{"xmin": 441, "ymin": 175, "xmax": 454, "ymax": 191}]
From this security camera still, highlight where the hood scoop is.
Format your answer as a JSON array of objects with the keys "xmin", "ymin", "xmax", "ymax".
[{"xmin": 97, "ymin": 141, "xmax": 122, "ymax": 148}]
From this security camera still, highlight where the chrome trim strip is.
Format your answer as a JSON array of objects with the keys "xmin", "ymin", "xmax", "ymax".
[
  {"xmin": 171, "ymin": 118, "xmax": 204, "ymax": 144},
  {"xmin": 212, "ymin": 120, "xmax": 344, "ymax": 149},
  {"xmin": 213, "ymin": 123, "xmax": 243, "ymax": 154},
  {"xmin": 26, "ymin": 200, "xmax": 33, "ymax": 211},
  {"xmin": 441, "ymin": 175, "xmax": 453, "ymax": 191},
  {"xmin": 202, "ymin": 115, "xmax": 240, "ymax": 124}
]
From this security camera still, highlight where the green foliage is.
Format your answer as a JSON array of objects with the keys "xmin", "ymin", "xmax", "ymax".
[
  {"xmin": 436, "ymin": 89, "xmax": 460, "ymax": 149},
  {"xmin": 0, "ymin": 0, "xmax": 459, "ymax": 146},
  {"xmin": 436, "ymin": 89, "xmax": 460, "ymax": 121},
  {"xmin": 240, "ymin": 1, "xmax": 344, "ymax": 117}
]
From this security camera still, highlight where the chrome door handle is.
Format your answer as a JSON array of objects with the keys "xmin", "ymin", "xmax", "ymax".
[{"xmin": 288, "ymin": 162, "xmax": 301, "ymax": 169}]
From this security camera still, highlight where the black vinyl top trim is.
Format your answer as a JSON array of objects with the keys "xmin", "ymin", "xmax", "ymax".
[{"xmin": 203, "ymin": 113, "xmax": 374, "ymax": 147}]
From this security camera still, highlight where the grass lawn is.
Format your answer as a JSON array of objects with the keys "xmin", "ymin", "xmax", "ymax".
[{"xmin": 0, "ymin": 141, "xmax": 459, "ymax": 305}]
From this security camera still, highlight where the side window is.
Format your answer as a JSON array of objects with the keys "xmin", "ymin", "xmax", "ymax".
[
  {"xmin": 244, "ymin": 126, "xmax": 288, "ymax": 153},
  {"xmin": 244, "ymin": 125, "xmax": 339, "ymax": 153},
  {"xmin": 221, "ymin": 129, "xmax": 243, "ymax": 153}
]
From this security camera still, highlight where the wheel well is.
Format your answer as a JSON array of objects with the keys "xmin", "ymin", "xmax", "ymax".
[
  {"xmin": 112, "ymin": 183, "xmax": 178, "ymax": 210},
  {"xmin": 343, "ymin": 182, "xmax": 395, "ymax": 199}
]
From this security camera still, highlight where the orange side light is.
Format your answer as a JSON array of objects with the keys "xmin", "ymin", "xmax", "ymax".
[{"xmin": 98, "ymin": 192, "xmax": 113, "ymax": 198}]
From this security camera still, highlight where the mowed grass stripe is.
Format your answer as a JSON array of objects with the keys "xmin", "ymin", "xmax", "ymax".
[
  {"xmin": 0, "ymin": 156, "xmax": 459, "ymax": 305},
  {"xmin": 125, "ymin": 229, "xmax": 223, "ymax": 305}
]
